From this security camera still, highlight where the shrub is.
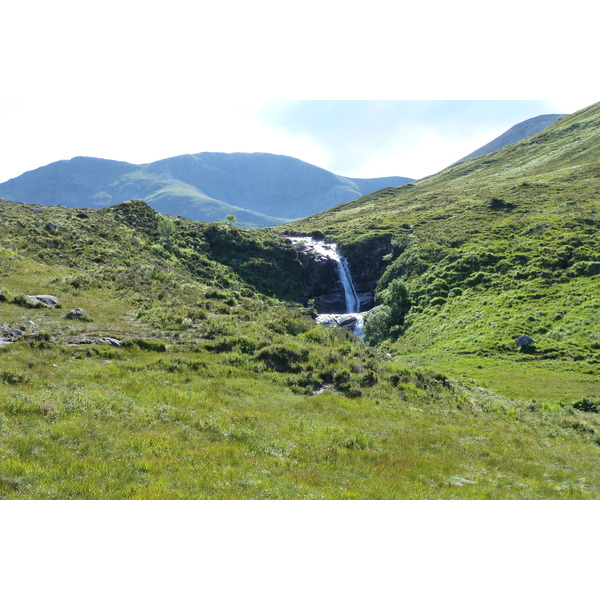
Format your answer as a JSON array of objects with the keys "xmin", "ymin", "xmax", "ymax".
[
  {"xmin": 377, "ymin": 278, "xmax": 411, "ymax": 324},
  {"xmin": 158, "ymin": 215, "xmax": 177, "ymax": 242},
  {"xmin": 123, "ymin": 338, "xmax": 168, "ymax": 352},
  {"xmin": 256, "ymin": 343, "xmax": 310, "ymax": 373},
  {"xmin": 364, "ymin": 306, "xmax": 393, "ymax": 346},
  {"xmin": 464, "ymin": 271, "xmax": 488, "ymax": 287},
  {"xmin": 0, "ymin": 370, "xmax": 31, "ymax": 385},
  {"xmin": 12, "ymin": 294, "xmax": 33, "ymax": 307},
  {"xmin": 337, "ymin": 382, "xmax": 363, "ymax": 398},
  {"xmin": 204, "ymin": 336, "xmax": 260, "ymax": 355},
  {"xmin": 571, "ymin": 261, "xmax": 600, "ymax": 277},
  {"xmin": 572, "ymin": 397, "xmax": 600, "ymax": 413},
  {"xmin": 25, "ymin": 331, "xmax": 53, "ymax": 349},
  {"xmin": 268, "ymin": 314, "xmax": 312, "ymax": 335},
  {"xmin": 365, "ymin": 277, "xmax": 411, "ymax": 345}
]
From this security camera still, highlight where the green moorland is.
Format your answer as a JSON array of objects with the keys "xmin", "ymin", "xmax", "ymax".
[
  {"xmin": 286, "ymin": 102, "xmax": 600, "ymax": 403},
  {"xmin": 1, "ymin": 103, "xmax": 599, "ymax": 499}
]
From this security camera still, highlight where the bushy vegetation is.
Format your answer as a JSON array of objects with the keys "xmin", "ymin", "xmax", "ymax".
[{"xmin": 364, "ymin": 278, "xmax": 411, "ymax": 345}]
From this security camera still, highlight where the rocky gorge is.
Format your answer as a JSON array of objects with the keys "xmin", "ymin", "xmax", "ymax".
[{"xmin": 288, "ymin": 236, "xmax": 379, "ymax": 336}]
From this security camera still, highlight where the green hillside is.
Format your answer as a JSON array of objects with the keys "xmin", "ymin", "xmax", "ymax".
[
  {"xmin": 288, "ymin": 102, "xmax": 600, "ymax": 359},
  {"xmin": 0, "ymin": 103, "xmax": 598, "ymax": 499}
]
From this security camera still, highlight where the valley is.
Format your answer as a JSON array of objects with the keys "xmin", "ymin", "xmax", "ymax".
[{"xmin": 0, "ymin": 103, "xmax": 598, "ymax": 499}]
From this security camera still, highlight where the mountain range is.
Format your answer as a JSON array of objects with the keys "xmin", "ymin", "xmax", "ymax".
[
  {"xmin": 0, "ymin": 153, "xmax": 413, "ymax": 228},
  {"xmin": 0, "ymin": 112, "xmax": 568, "ymax": 228}
]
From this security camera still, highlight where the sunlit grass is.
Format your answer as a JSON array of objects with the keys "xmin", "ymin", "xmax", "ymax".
[{"xmin": 1, "ymin": 341, "xmax": 598, "ymax": 499}]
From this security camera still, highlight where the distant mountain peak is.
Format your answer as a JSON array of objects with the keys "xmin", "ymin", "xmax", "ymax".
[{"xmin": 457, "ymin": 113, "xmax": 568, "ymax": 163}]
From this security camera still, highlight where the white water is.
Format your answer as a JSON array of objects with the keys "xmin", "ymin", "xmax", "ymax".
[{"xmin": 289, "ymin": 237, "xmax": 365, "ymax": 337}]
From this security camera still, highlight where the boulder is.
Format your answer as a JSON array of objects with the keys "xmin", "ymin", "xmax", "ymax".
[
  {"xmin": 316, "ymin": 312, "xmax": 365, "ymax": 337},
  {"xmin": 65, "ymin": 308, "xmax": 91, "ymax": 320},
  {"xmin": 515, "ymin": 334, "xmax": 535, "ymax": 348},
  {"xmin": 98, "ymin": 336, "xmax": 121, "ymax": 347},
  {"xmin": 26, "ymin": 294, "xmax": 60, "ymax": 308}
]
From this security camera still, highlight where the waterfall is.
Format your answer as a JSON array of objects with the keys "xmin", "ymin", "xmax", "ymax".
[
  {"xmin": 288, "ymin": 237, "xmax": 365, "ymax": 337},
  {"xmin": 338, "ymin": 256, "xmax": 361, "ymax": 313}
]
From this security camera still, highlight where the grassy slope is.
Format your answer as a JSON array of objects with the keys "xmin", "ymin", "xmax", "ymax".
[
  {"xmin": 288, "ymin": 102, "xmax": 600, "ymax": 398},
  {"xmin": 1, "ymin": 102, "xmax": 599, "ymax": 498},
  {"xmin": 143, "ymin": 182, "xmax": 289, "ymax": 228}
]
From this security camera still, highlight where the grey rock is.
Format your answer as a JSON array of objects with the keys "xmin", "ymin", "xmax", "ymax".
[
  {"xmin": 26, "ymin": 294, "xmax": 60, "ymax": 308},
  {"xmin": 515, "ymin": 334, "xmax": 535, "ymax": 348},
  {"xmin": 290, "ymin": 238, "xmax": 353, "ymax": 313},
  {"xmin": 316, "ymin": 312, "xmax": 365, "ymax": 338},
  {"xmin": 65, "ymin": 308, "xmax": 90, "ymax": 320},
  {"xmin": 316, "ymin": 314, "xmax": 358, "ymax": 328},
  {"xmin": 98, "ymin": 336, "xmax": 121, "ymax": 347},
  {"xmin": 32, "ymin": 208, "xmax": 45, "ymax": 213}
]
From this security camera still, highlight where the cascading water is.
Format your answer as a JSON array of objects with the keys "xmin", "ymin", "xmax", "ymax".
[
  {"xmin": 288, "ymin": 237, "xmax": 365, "ymax": 337},
  {"xmin": 337, "ymin": 256, "xmax": 361, "ymax": 313}
]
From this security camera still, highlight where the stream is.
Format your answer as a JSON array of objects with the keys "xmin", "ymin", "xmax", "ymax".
[{"xmin": 288, "ymin": 237, "xmax": 366, "ymax": 338}]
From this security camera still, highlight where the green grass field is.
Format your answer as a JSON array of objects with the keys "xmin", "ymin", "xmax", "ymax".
[{"xmin": 1, "ymin": 255, "xmax": 598, "ymax": 499}]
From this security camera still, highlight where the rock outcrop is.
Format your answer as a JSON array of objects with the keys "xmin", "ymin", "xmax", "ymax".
[
  {"xmin": 65, "ymin": 308, "xmax": 91, "ymax": 320},
  {"xmin": 98, "ymin": 336, "xmax": 121, "ymax": 347},
  {"xmin": 294, "ymin": 245, "xmax": 345, "ymax": 312},
  {"xmin": 515, "ymin": 334, "xmax": 535, "ymax": 348},
  {"xmin": 26, "ymin": 294, "xmax": 60, "ymax": 308},
  {"xmin": 342, "ymin": 234, "xmax": 394, "ymax": 310},
  {"xmin": 290, "ymin": 235, "xmax": 392, "ymax": 313}
]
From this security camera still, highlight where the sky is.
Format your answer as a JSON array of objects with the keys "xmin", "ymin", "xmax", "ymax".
[{"xmin": 1, "ymin": 1, "xmax": 596, "ymax": 184}]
